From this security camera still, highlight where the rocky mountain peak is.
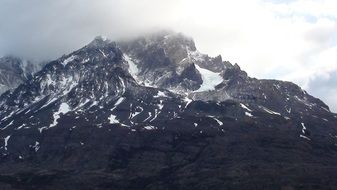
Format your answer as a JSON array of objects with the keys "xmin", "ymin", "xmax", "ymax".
[
  {"xmin": 0, "ymin": 31, "xmax": 337, "ymax": 189},
  {"xmin": 0, "ymin": 56, "xmax": 44, "ymax": 94},
  {"xmin": 87, "ymin": 35, "xmax": 112, "ymax": 48}
]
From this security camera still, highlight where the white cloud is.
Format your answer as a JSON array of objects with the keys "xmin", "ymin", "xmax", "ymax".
[{"xmin": 0, "ymin": 0, "xmax": 336, "ymax": 111}]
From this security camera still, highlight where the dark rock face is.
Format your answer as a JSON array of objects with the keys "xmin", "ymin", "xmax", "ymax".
[{"xmin": 0, "ymin": 31, "xmax": 337, "ymax": 190}]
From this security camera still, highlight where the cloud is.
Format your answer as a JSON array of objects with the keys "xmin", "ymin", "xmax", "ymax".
[
  {"xmin": 0, "ymin": 0, "xmax": 336, "ymax": 112},
  {"xmin": 0, "ymin": 0, "xmax": 179, "ymax": 60},
  {"xmin": 307, "ymin": 71, "xmax": 337, "ymax": 112}
]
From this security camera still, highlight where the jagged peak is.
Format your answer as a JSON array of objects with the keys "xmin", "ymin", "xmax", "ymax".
[
  {"xmin": 119, "ymin": 30, "xmax": 196, "ymax": 52},
  {"xmin": 147, "ymin": 30, "xmax": 197, "ymax": 51},
  {"xmin": 87, "ymin": 35, "xmax": 113, "ymax": 48},
  {"xmin": 0, "ymin": 55, "xmax": 22, "ymax": 62}
]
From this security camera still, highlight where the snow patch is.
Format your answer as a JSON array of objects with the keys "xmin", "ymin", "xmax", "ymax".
[
  {"xmin": 154, "ymin": 91, "xmax": 168, "ymax": 98},
  {"xmin": 183, "ymin": 96, "xmax": 193, "ymax": 108},
  {"xmin": 50, "ymin": 103, "xmax": 71, "ymax": 128},
  {"xmin": 245, "ymin": 112, "xmax": 253, "ymax": 117},
  {"xmin": 115, "ymin": 97, "xmax": 125, "ymax": 106},
  {"xmin": 61, "ymin": 55, "xmax": 76, "ymax": 66},
  {"xmin": 130, "ymin": 106, "xmax": 144, "ymax": 120},
  {"xmin": 39, "ymin": 97, "xmax": 58, "ymax": 110},
  {"xmin": 261, "ymin": 107, "xmax": 281, "ymax": 115},
  {"xmin": 208, "ymin": 116, "xmax": 223, "ymax": 125},
  {"xmin": 194, "ymin": 64, "xmax": 223, "ymax": 92},
  {"xmin": 286, "ymin": 107, "xmax": 292, "ymax": 114},
  {"xmin": 299, "ymin": 123, "xmax": 310, "ymax": 140},
  {"xmin": 108, "ymin": 114, "xmax": 120, "ymax": 124},
  {"xmin": 99, "ymin": 49, "xmax": 107, "ymax": 57},
  {"xmin": 301, "ymin": 123, "xmax": 306, "ymax": 134},
  {"xmin": 150, "ymin": 109, "xmax": 161, "ymax": 122},
  {"xmin": 111, "ymin": 97, "xmax": 125, "ymax": 111},
  {"xmin": 125, "ymin": 55, "xmax": 140, "ymax": 80},
  {"xmin": 16, "ymin": 123, "xmax": 26, "ymax": 130},
  {"xmin": 240, "ymin": 103, "xmax": 252, "ymax": 112},
  {"xmin": 2, "ymin": 120, "xmax": 14, "ymax": 130},
  {"xmin": 4, "ymin": 135, "xmax": 10, "ymax": 150},
  {"xmin": 143, "ymin": 112, "xmax": 152, "ymax": 122},
  {"xmin": 158, "ymin": 100, "xmax": 164, "ymax": 110},
  {"xmin": 108, "ymin": 114, "xmax": 129, "ymax": 127},
  {"xmin": 300, "ymin": 135, "xmax": 311, "ymax": 141},
  {"xmin": 30, "ymin": 141, "xmax": 40, "ymax": 152},
  {"xmin": 144, "ymin": 125, "xmax": 156, "ymax": 130}
]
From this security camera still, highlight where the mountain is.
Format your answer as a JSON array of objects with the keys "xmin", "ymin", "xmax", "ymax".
[
  {"xmin": 0, "ymin": 31, "xmax": 337, "ymax": 190},
  {"xmin": 0, "ymin": 56, "xmax": 45, "ymax": 95}
]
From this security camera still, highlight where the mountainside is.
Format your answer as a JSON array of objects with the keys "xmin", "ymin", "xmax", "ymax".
[
  {"xmin": 0, "ymin": 31, "xmax": 337, "ymax": 190},
  {"xmin": 0, "ymin": 56, "xmax": 44, "ymax": 95}
]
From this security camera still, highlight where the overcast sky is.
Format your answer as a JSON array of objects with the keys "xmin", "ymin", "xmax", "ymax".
[{"xmin": 0, "ymin": 0, "xmax": 336, "ymax": 112}]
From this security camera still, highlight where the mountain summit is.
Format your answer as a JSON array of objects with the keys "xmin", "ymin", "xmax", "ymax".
[{"xmin": 0, "ymin": 31, "xmax": 337, "ymax": 190}]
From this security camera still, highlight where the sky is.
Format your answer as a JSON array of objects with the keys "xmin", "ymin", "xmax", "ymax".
[{"xmin": 0, "ymin": 0, "xmax": 336, "ymax": 112}]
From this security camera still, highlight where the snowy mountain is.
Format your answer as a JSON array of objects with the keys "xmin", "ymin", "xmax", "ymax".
[
  {"xmin": 0, "ymin": 31, "xmax": 337, "ymax": 189},
  {"xmin": 0, "ymin": 56, "xmax": 44, "ymax": 94}
]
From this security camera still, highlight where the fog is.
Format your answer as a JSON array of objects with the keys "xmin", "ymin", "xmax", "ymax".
[{"xmin": 0, "ymin": 0, "xmax": 336, "ymax": 111}]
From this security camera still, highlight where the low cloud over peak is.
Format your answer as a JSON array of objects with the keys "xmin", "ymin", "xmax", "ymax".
[{"xmin": 0, "ymin": 0, "xmax": 336, "ymax": 112}]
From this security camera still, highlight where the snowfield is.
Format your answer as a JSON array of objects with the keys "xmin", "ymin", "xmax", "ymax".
[{"xmin": 194, "ymin": 64, "xmax": 223, "ymax": 92}]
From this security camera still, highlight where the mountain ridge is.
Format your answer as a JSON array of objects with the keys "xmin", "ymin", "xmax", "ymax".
[{"xmin": 0, "ymin": 31, "xmax": 337, "ymax": 189}]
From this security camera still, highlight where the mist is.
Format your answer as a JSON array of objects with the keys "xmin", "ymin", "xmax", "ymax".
[{"xmin": 1, "ymin": 0, "xmax": 337, "ymax": 111}]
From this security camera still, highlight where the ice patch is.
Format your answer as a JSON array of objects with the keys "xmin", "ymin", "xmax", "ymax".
[{"xmin": 194, "ymin": 64, "xmax": 223, "ymax": 92}]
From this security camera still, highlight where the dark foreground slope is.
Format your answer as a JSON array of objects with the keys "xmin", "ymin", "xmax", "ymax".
[{"xmin": 0, "ymin": 32, "xmax": 337, "ymax": 190}]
